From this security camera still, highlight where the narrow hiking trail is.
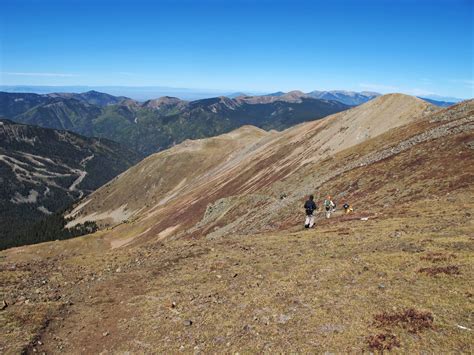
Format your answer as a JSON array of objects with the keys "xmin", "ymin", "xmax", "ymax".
[{"xmin": 2, "ymin": 196, "xmax": 472, "ymax": 353}]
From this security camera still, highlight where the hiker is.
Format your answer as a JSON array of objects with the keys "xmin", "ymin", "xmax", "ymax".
[
  {"xmin": 323, "ymin": 195, "xmax": 335, "ymax": 219},
  {"xmin": 304, "ymin": 195, "xmax": 317, "ymax": 228},
  {"xmin": 343, "ymin": 202, "xmax": 353, "ymax": 214}
]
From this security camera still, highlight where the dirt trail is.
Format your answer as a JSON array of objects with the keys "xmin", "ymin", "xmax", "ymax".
[{"xmin": 36, "ymin": 271, "xmax": 147, "ymax": 353}]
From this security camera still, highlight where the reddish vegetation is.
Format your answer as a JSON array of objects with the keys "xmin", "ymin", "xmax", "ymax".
[
  {"xmin": 418, "ymin": 265, "xmax": 461, "ymax": 276},
  {"xmin": 373, "ymin": 308, "xmax": 434, "ymax": 333},
  {"xmin": 420, "ymin": 252, "xmax": 457, "ymax": 263},
  {"xmin": 367, "ymin": 333, "xmax": 401, "ymax": 351}
]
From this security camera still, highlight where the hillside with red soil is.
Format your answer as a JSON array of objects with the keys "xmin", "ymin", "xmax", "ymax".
[{"xmin": 1, "ymin": 95, "xmax": 473, "ymax": 353}]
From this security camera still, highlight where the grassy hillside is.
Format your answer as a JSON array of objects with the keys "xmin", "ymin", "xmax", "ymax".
[
  {"xmin": 0, "ymin": 96, "xmax": 472, "ymax": 353},
  {"xmin": 1, "ymin": 195, "xmax": 472, "ymax": 353},
  {"xmin": 67, "ymin": 94, "xmax": 435, "ymax": 230}
]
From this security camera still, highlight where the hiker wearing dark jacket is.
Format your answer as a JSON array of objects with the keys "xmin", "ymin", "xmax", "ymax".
[{"xmin": 304, "ymin": 195, "xmax": 317, "ymax": 228}]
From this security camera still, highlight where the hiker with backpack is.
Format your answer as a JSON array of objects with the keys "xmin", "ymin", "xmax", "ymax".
[
  {"xmin": 304, "ymin": 195, "xmax": 317, "ymax": 228},
  {"xmin": 323, "ymin": 195, "xmax": 336, "ymax": 219}
]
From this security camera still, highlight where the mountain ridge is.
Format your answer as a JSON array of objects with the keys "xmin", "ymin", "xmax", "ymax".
[
  {"xmin": 306, "ymin": 90, "xmax": 380, "ymax": 105},
  {"xmin": 1, "ymin": 91, "xmax": 351, "ymax": 155},
  {"xmin": 64, "ymin": 94, "xmax": 437, "ymax": 235},
  {"xmin": 46, "ymin": 90, "xmax": 129, "ymax": 107}
]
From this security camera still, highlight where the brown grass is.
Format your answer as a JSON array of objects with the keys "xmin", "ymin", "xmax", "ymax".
[{"xmin": 2, "ymin": 195, "xmax": 473, "ymax": 353}]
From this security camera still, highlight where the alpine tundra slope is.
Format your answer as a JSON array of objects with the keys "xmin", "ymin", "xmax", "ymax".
[{"xmin": 1, "ymin": 94, "xmax": 473, "ymax": 353}]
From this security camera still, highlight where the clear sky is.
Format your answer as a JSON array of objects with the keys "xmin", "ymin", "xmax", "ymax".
[{"xmin": 1, "ymin": 0, "xmax": 473, "ymax": 98}]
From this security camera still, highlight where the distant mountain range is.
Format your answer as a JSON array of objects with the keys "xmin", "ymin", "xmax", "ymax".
[
  {"xmin": 2, "ymin": 85, "xmax": 466, "ymax": 104},
  {"xmin": 0, "ymin": 85, "xmax": 232, "ymax": 101},
  {"xmin": 306, "ymin": 90, "xmax": 380, "ymax": 105},
  {"xmin": 47, "ymin": 90, "xmax": 128, "ymax": 107},
  {"xmin": 417, "ymin": 97, "xmax": 456, "ymax": 107},
  {"xmin": 264, "ymin": 90, "xmax": 459, "ymax": 107},
  {"xmin": 420, "ymin": 94, "xmax": 465, "ymax": 103},
  {"xmin": 0, "ymin": 90, "xmax": 350, "ymax": 155},
  {"xmin": 263, "ymin": 90, "xmax": 379, "ymax": 106},
  {"xmin": 0, "ymin": 119, "xmax": 142, "ymax": 249},
  {"xmin": 0, "ymin": 89, "xmax": 459, "ymax": 158}
]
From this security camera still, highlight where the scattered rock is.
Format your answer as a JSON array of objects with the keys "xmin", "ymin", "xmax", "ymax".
[
  {"xmin": 277, "ymin": 314, "xmax": 291, "ymax": 324},
  {"xmin": 115, "ymin": 267, "xmax": 122, "ymax": 273},
  {"xmin": 390, "ymin": 230, "xmax": 404, "ymax": 238},
  {"xmin": 318, "ymin": 323, "xmax": 345, "ymax": 334},
  {"xmin": 184, "ymin": 320, "xmax": 193, "ymax": 326},
  {"xmin": 102, "ymin": 331, "xmax": 109, "ymax": 337},
  {"xmin": 1, "ymin": 300, "xmax": 7, "ymax": 310},
  {"xmin": 465, "ymin": 140, "xmax": 474, "ymax": 150}
]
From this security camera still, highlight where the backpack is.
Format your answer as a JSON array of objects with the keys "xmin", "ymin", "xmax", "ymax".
[{"xmin": 324, "ymin": 199, "xmax": 334, "ymax": 211}]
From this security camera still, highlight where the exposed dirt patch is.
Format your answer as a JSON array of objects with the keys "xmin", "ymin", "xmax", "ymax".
[
  {"xmin": 373, "ymin": 308, "xmax": 434, "ymax": 333},
  {"xmin": 367, "ymin": 333, "xmax": 400, "ymax": 351},
  {"xmin": 420, "ymin": 252, "xmax": 457, "ymax": 263},
  {"xmin": 418, "ymin": 265, "xmax": 461, "ymax": 276}
]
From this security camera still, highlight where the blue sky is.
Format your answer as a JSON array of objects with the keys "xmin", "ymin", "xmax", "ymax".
[{"xmin": 1, "ymin": 0, "xmax": 473, "ymax": 98}]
